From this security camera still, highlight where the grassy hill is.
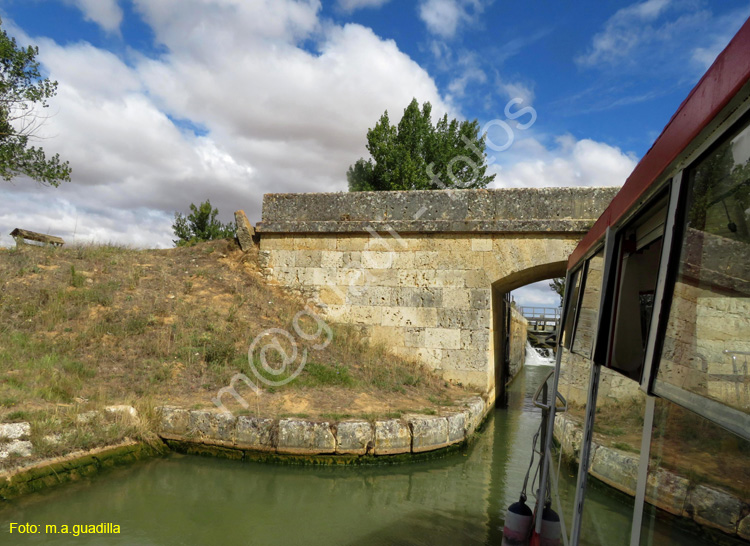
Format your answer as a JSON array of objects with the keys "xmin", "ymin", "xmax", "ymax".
[{"xmin": 0, "ymin": 239, "xmax": 467, "ymax": 467}]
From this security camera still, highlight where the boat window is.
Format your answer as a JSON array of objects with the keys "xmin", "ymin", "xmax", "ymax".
[
  {"xmin": 561, "ymin": 266, "xmax": 583, "ymax": 349},
  {"xmin": 571, "ymin": 249, "xmax": 605, "ymax": 359},
  {"xmin": 638, "ymin": 397, "xmax": 750, "ymax": 544},
  {"xmin": 606, "ymin": 193, "xmax": 668, "ymax": 381},
  {"xmin": 654, "ymin": 115, "xmax": 750, "ymax": 421},
  {"xmin": 551, "ymin": 342, "xmax": 579, "ymax": 545},
  {"xmin": 578, "ymin": 379, "xmax": 647, "ymax": 546}
]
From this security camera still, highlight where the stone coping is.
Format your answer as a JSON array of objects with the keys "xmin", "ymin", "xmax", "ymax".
[
  {"xmin": 257, "ymin": 187, "xmax": 620, "ymax": 234},
  {"xmin": 156, "ymin": 396, "xmax": 489, "ymax": 459},
  {"xmin": 554, "ymin": 413, "xmax": 750, "ymax": 541},
  {"xmin": 257, "ymin": 219, "xmax": 599, "ymax": 234}
]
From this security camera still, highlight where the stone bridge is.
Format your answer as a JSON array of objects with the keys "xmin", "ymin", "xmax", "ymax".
[{"xmin": 255, "ymin": 187, "xmax": 618, "ymax": 403}]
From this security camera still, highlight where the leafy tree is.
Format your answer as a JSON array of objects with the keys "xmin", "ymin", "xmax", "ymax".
[
  {"xmin": 0, "ymin": 18, "xmax": 71, "ymax": 186},
  {"xmin": 549, "ymin": 278, "xmax": 565, "ymax": 304},
  {"xmin": 172, "ymin": 200, "xmax": 235, "ymax": 247},
  {"xmin": 348, "ymin": 98, "xmax": 494, "ymax": 191}
]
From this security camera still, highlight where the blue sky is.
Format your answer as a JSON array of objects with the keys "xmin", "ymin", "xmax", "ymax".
[{"xmin": 1, "ymin": 0, "xmax": 748, "ymax": 305}]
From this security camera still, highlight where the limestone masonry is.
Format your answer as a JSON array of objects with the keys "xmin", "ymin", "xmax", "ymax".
[
  {"xmin": 256, "ymin": 187, "xmax": 619, "ymax": 398},
  {"xmin": 156, "ymin": 396, "xmax": 489, "ymax": 457}
]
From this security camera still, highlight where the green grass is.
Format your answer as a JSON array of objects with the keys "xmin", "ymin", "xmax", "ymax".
[
  {"xmin": 298, "ymin": 362, "xmax": 355, "ymax": 388},
  {"xmin": 320, "ymin": 412, "xmax": 354, "ymax": 421},
  {"xmin": 69, "ymin": 265, "xmax": 85, "ymax": 288},
  {"xmin": 612, "ymin": 441, "xmax": 638, "ymax": 453}
]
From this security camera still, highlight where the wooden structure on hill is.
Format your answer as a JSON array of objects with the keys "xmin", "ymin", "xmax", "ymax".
[{"xmin": 10, "ymin": 228, "xmax": 65, "ymax": 247}]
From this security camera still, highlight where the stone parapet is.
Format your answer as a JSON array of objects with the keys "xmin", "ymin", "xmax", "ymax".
[
  {"xmin": 258, "ymin": 187, "xmax": 620, "ymax": 234},
  {"xmin": 258, "ymin": 219, "xmax": 601, "ymax": 234}
]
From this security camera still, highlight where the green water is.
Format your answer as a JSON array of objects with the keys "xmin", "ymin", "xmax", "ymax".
[{"xmin": 0, "ymin": 365, "xmax": 709, "ymax": 545}]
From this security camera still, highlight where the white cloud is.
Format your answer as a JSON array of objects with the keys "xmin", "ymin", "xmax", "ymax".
[
  {"xmin": 688, "ymin": 6, "xmax": 750, "ymax": 71},
  {"xmin": 337, "ymin": 0, "xmax": 391, "ymax": 12},
  {"xmin": 0, "ymin": 191, "xmax": 173, "ymax": 248},
  {"xmin": 577, "ymin": 0, "xmax": 672, "ymax": 67},
  {"xmin": 64, "ymin": 0, "xmax": 123, "ymax": 33},
  {"xmin": 0, "ymin": 0, "xmax": 454, "ymax": 248},
  {"xmin": 577, "ymin": 0, "xmax": 750, "ymax": 79},
  {"xmin": 488, "ymin": 134, "xmax": 637, "ymax": 189},
  {"xmin": 498, "ymin": 80, "xmax": 534, "ymax": 106},
  {"xmin": 512, "ymin": 280, "xmax": 561, "ymax": 308},
  {"xmin": 446, "ymin": 53, "xmax": 486, "ymax": 98},
  {"xmin": 418, "ymin": 0, "xmax": 486, "ymax": 39}
]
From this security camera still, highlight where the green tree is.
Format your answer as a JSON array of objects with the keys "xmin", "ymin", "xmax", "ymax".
[
  {"xmin": 0, "ymin": 18, "xmax": 71, "ymax": 186},
  {"xmin": 347, "ymin": 98, "xmax": 494, "ymax": 191},
  {"xmin": 549, "ymin": 278, "xmax": 565, "ymax": 304},
  {"xmin": 172, "ymin": 200, "xmax": 235, "ymax": 247}
]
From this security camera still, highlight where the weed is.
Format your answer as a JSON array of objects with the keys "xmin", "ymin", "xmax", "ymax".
[
  {"xmin": 128, "ymin": 267, "xmax": 144, "ymax": 290},
  {"xmin": 612, "ymin": 441, "xmax": 638, "ymax": 453},
  {"xmin": 298, "ymin": 362, "xmax": 355, "ymax": 388},
  {"xmin": 4, "ymin": 410, "xmax": 31, "ymax": 421},
  {"xmin": 320, "ymin": 413, "xmax": 353, "ymax": 421},
  {"xmin": 125, "ymin": 315, "xmax": 150, "ymax": 336},
  {"xmin": 69, "ymin": 265, "xmax": 85, "ymax": 288}
]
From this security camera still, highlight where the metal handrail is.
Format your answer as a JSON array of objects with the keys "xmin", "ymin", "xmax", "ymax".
[{"xmin": 532, "ymin": 370, "xmax": 568, "ymax": 412}]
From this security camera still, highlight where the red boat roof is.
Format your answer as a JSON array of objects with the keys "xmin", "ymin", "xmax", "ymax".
[{"xmin": 568, "ymin": 16, "xmax": 750, "ymax": 269}]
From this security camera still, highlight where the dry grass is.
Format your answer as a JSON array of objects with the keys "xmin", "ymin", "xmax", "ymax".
[{"xmin": 0, "ymin": 239, "xmax": 468, "ymax": 467}]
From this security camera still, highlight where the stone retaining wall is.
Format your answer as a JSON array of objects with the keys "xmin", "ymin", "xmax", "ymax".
[
  {"xmin": 554, "ymin": 413, "xmax": 750, "ymax": 541},
  {"xmin": 0, "ymin": 441, "xmax": 165, "ymax": 500},
  {"xmin": 509, "ymin": 307, "xmax": 527, "ymax": 381},
  {"xmin": 156, "ymin": 396, "xmax": 489, "ymax": 460}
]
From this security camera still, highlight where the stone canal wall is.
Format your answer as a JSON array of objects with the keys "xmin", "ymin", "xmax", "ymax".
[
  {"xmin": 156, "ymin": 396, "xmax": 489, "ymax": 460},
  {"xmin": 0, "ymin": 441, "xmax": 165, "ymax": 500},
  {"xmin": 0, "ymin": 399, "xmax": 491, "ymax": 500},
  {"xmin": 554, "ymin": 414, "xmax": 750, "ymax": 541},
  {"xmin": 509, "ymin": 306, "xmax": 527, "ymax": 381}
]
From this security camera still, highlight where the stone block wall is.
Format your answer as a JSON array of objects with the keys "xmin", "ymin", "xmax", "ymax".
[
  {"xmin": 659, "ymin": 280, "xmax": 750, "ymax": 412},
  {"xmin": 509, "ymin": 306, "xmax": 528, "ymax": 380},
  {"xmin": 157, "ymin": 396, "xmax": 489, "ymax": 457},
  {"xmin": 558, "ymin": 349, "xmax": 643, "ymax": 407},
  {"xmin": 259, "ymin": 233, "xmax": 498, "ymax": 391},
  {"xmin": 256, "ymin": 187, "xmax": 619, "ymax": 396}
]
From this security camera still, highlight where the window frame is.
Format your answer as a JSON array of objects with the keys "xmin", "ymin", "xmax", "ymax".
[
  {"xmin": 597, "ymin": 186, "xmax": 670, "ymax": 381},
  {"xmin": 647, "ymin": 109, "xmax": 750, "ymax": 442}
]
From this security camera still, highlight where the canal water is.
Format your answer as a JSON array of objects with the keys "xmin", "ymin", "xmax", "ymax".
[{"xmin": 0, "ymin": 355, "xmax": 708, "ymax": 545}]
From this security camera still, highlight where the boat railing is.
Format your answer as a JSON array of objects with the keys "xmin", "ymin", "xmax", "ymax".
[{"xmin": 532, "ymin": 369, "xmax": 567, "ymax": 413}]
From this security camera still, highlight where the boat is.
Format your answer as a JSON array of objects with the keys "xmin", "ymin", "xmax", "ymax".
[{"xmin": 512, "ymin": 15, "xmax": 750, "ymax": 546}]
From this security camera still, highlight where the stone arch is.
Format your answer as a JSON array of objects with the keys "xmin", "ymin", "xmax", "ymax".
[{"xmin": 487, "ymin": 247, "xmax": 572, "ymax": 404}]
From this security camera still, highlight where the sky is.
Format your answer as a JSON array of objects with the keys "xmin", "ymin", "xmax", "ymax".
[{"xmin": 1, "ymin": 0, "xmax": 748, "ymax": 307}]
